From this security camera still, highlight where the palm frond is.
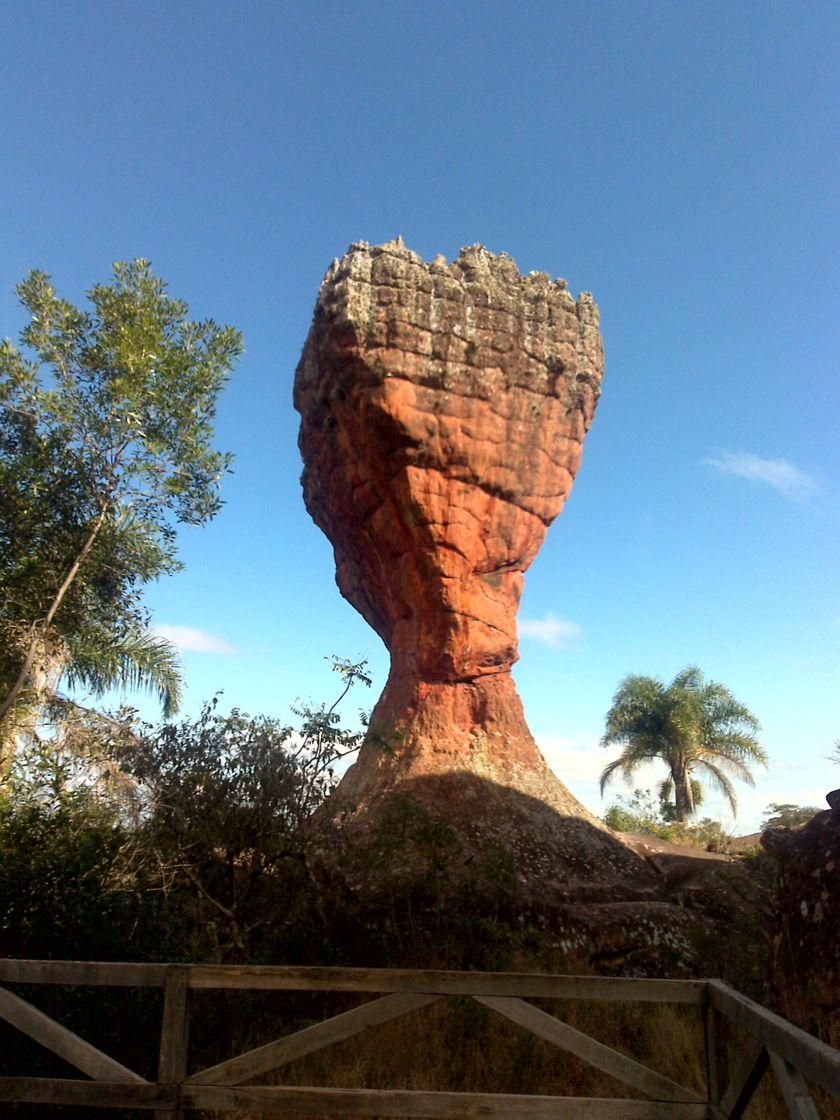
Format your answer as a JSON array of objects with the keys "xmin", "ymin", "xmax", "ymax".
[
  {"xmin": 692, "ymin": 759, "xmax": 739, "ymax": 815},
  {"xmin": 64, "ymin": 629, "xmax": 182, "ymax": 716},
  {"xmin": 671, "ymin": 665, "xmax": 704, "ymax": 694},
  {"xmin": 599, "ymin": 755, "xmax": 631, "ymax": 794},
  {"xmin": 702, "ymin": 728, "xmax": 767, "ymax": 766}
]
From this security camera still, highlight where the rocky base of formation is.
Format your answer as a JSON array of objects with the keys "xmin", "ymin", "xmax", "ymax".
[
  {"xmin": 333, "ymin": 674, "xmax": 605, "ymax": 828},
  {"xmin": 316, "ymin": 773, "xmax": 762, "ymax": 978},
  {"xmin": 763, "ymin": 791, "xmax": 840, "ymax": 1047}
]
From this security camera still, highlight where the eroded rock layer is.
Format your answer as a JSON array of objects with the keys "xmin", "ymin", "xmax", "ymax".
[{"xmin": 294, "ymin": 239, "xmax": 603, "ymax": 819}]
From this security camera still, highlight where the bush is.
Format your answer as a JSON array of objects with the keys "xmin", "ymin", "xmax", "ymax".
[{"xmin": 603, "ymin": 790, "xmax": 734, "ymax": 852}]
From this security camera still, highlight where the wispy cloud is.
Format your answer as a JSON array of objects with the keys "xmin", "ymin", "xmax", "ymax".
[
  {"xmin": 519, "ymin": 614, "xmax": 581, "ymax": 649},
  {"xmin": 538, "ymin": 733, "xmax": 601, "ymax": 781},
  {"xmin": 703, "ymin": 451, "xmax": 818, "ymax": 501},
  {"xmin": 152, "ymin": 625, "xmax": 236, "ymax": 655}
]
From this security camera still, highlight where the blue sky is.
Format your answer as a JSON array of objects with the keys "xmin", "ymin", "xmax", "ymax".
[{"xmin": 2, "ymin": 1, "xmax": 838, "ymax": 832}]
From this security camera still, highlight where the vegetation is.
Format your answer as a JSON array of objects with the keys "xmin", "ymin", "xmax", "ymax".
[
  {"xmin": 0, "ymin": 658, "xmax": 369, "ymax": 962},
  {"xmin": 600, "ymin": 666, "xmax": 766, "ymax": 822},
  {"xmin": 0, "ymin": 261, "xmax": 242, "ymax": 746},
  {"xmin": 0, "ymin": 665, "xmax": 793, "ymax": 1115},
  {"xmin": 603, "ymin": 788, "xmax": 734, "ymax": 852},
  {"xmin": 761, "ymin": 802, "xmax": 821, "ymax": 830}
]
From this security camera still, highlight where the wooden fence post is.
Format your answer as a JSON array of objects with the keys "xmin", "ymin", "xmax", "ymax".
[
  {"xmin": 156, "ymin": 966, "xmax": 190, "ymax": 1118},
  {"xmin": 703, "ymin": 995, "xmax": 726, "ymax": 1109}
]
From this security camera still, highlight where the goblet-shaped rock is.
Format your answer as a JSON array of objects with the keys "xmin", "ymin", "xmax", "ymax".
[{"xmin": 294, "ymin": 240, "xmax": 604, "ymax": 819}]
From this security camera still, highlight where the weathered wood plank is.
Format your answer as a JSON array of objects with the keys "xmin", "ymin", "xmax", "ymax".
[
  {"xmin": 158, "ymin": 967, "xmax": 190, "ymax": 1081},
  {"xmin": 185, "ymin": 965, "xmax": 705, "ymax": 1002},
  {"xmin": 0, "ymin": 958, "xmax": 167, "ymax": 986},
  {"xmin": 0, "ymin": 960, "xmax": 706, "ymax": 1001},
  {"xmin": 183, "ymin": 1084, "xmax": 710, "ymax": 1117},
  {"xmin": 156, "ymin": 967, "xmax": 190, "ymax": 1119},
  {"xmin": 769, "ymin": 1050, "xmax": 821, "ymax": 1120},
  {"xmin": 186, "ymin": 992, "xmax": 441, "ymax": 1085},
  {"xmin": 708, "ymin": 981, "xmax": 840, "ymax": 1097},
  {"xmin": 718, "ymin": 1037, "xmax": 767, "ymax": 1120},
  {"xmin": 0, "ymin": 1076, "xmax": 171, "ymax": 1108},
  {"xmin": 0, "ymin": 985, "xmax": 147, "ymax": 1083},
  {"xmin": 703, "ymin": 1002, "xmax": 724, "ymax": 1106},
  {"xmin": 475, "ymin": 995, "xmax": 703, "ymax": 1104}
]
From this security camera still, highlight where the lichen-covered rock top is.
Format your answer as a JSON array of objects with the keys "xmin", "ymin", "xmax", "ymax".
[{"xmin": 295, "ymin": 238, "xmax": 602, "ymax": 526}]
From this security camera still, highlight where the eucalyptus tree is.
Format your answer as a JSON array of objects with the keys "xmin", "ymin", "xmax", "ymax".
[
  {"xmin": 0, "ymin": 261, "xmax": 242, "ymax": 740},
  {"xmin": 600, "ymin": 666, "xmax": 765, "ymax": 822}
]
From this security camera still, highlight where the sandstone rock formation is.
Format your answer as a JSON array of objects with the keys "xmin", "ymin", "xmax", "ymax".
[
  {"xmin": 294, "ymin": 246, "xmax": 764, "ymax": 971},
  {"xmin": 294, "ymin": 239, "xmax": 603, "ymax": 822}
]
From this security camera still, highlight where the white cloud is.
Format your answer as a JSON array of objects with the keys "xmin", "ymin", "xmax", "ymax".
[
  {"xmin": 519, "ymin": 614, "xmax": 582, "ymax": 649},
  {"xmin": 538, "ymin": 732, "xmax": 602, "ymax": 782},
  {"xmin": 152, "ymin": 625, "xmax": 236, "ymax": 655},
  {"xmin": 536, "ymin": 732, "xmax": 605, "ymax": 818},
  {"xmin": 703, "ymin": 451, "xmax": 818, "ymax": 501}
]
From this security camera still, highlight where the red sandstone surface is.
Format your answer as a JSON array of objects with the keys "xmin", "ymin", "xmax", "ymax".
[{"xmin": 294, "ymin": 239, "xmax": 603, "ymax": 820}]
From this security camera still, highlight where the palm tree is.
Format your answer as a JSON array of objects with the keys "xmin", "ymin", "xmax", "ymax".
[
  {"xmin": 0, "ymin": 627, "xmax": 181, "ymax": 774},
  {"xmin": 600, "ymin": 666, "xmax": 765, "ymax": 822}
]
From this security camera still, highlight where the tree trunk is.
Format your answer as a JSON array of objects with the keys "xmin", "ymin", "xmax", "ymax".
[
  {"xmin": 0, "ymin": 503, "xmax": 113, "ymax": 728},
  {"xmin": 672, "ymin": 767, "xmax": 695, "ymax": 822}
]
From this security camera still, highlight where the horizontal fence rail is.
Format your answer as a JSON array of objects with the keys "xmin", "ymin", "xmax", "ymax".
[{"xmin": 0, "ymin": 960, "xmax": 837, "ymax": 1118}]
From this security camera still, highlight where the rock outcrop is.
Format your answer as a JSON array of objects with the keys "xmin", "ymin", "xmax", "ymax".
[
  {"xmin": 762, "ymin": 791, "xmax": 840, "ymax": 1047},
  {"xmin": 294, "ymin": 239, "xmax": 603, "ymax": 821}
]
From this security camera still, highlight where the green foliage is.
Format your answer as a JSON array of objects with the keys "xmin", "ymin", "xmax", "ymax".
[
  {"xmin": 323, "ymin": 795, "xmax": 524, "ymax": 971},
  {"xmin": 0, "ymin": 260, "xmax": 242, "ymax": 733},
  {"xmin": 682, "ymin": 817, "xmax": 733, "ymax": 854},
  {"xmin": 603, "ymin": 788, "xmax": 734, "ymax": 852},
  {"xmin": 600, "ymin": 665, "xmax": 765, "ymax": 822},
  {"xmin": 0, "ymin": 739, "xmax": 164, "ymax": 961},
  {"xmin": 604, "ymin": 788, "xmax": 670, "ymax": 836},
  {"xmin": 100, "ymin": 659, "xmax": 371, "ymax": 963},
  {"xmin": 290, "ymin": 655, "xmax": 372, "ymax": 790},
  {"xmin": 0, "ymin": 652, "xmax": 537, "ymax": 972},
  {"xmin": 761, "ymin": 802, "xmax": 821, "ymax": 830},
  {"xmin": 111, "ymin": 701, "xmax": 311, "ymax": 962}
]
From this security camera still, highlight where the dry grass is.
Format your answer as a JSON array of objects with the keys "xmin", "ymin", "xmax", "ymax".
[
  {"xmin": 193, "ymin": 981, "xmax": 833, "ymax": 1120},
  {"xmin": 200, "ymin": 992, "xmax": 713, "ymax": 1120}
]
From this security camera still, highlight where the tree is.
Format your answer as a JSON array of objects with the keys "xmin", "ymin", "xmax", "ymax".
[
  {"xmin": 761, "ymin": 803, "xmax": 821, "ymax": 830},
  {"xmin": 600, "ymin": 666, "xmax": 766, "ymax": 822},
  {"xmin": 0, "ymin": 261, "xmax": 242, "ymax": 739}
]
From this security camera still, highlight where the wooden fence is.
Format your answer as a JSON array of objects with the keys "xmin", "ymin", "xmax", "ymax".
[{"xmin": 0, "ymin": 960, "xmax": 838, "ymax": 1118}]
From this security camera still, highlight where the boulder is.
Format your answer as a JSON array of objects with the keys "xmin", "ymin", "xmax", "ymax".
[{"xmin": 762, "ymin": 792, "xmax": 840, "ymax": 1046}]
